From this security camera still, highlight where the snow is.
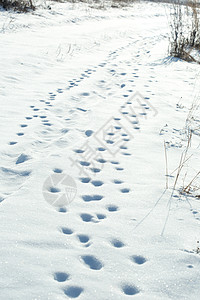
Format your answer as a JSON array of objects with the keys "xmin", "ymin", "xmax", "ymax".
[{"xmin": 0, "ymin": 1, "xmax": 200, "ymax": 299}]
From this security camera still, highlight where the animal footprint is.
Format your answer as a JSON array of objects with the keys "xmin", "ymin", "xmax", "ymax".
[
  {"xmin": 116, "ymin": 167, "xmax": 124, "ymax": 171},
  {"xmin": 96, "ymin": 213, "xmax": 106, "ymax": 220},
  {"xmin": 80, "ymin": 213, "xmax": 96, "ymax": 223},
  {"xmin": 54, "ymin": 272, "xmax": 70, "ymax": 282},
  {"xmin": 82, "ymin": 195, "xmax": 103, "ymax": 202},
  {"xmin": 81, "ymin": 92, "xmax": 90, "ymax": 97},
  {"xmin": 79, "ymin": 177, "xmax": 91, "ymax": 183},
  {"xmin": 58, "ymin": 207, "xmax": 67, "ymax": 213},
  {"xmin": 131, "ymin": 255, "xmax": 147, "ymax": 265},
  {"xmin": 16, "ymin": 154, "xmax": 30, "ymax": 165},
  {"xmin": 81, "ymin": 255, "xmax": 103, "ymax": 270},
  {"xmin": 63, "ymin": 286, "xmax": 83, "ymax": 298},
  {"xmin": 61, "ymin": 227, "xmax": 73, "ymax": 235},
  {"xmin": 120, "ymin": 188, "xmax": 130, "ymax": 193},
  {"xmin": 85, "ymin": 130, "xmax": 93, "ymax": 137},
  {"xmin": 74, "ymin": 149, "xmax": 85, "ymax": 154},
  {"xmin": 107, "ymin": 205, "xmax": 118, "ymax": 212},
  {"xmin": 43, "ymin": 122, "xmax": 52, "ymax": 126},
  {"xmin": 90, "ymin": 168, "xmax": 101, "ymax": 173},
  {"xmin": 110, "ymin": 161, "xmax": 119, "ymax": 165},
  {"xmin": 122, "ymin": 284, "xmax": 140, "ymax": 296},
  {"xmin": 91, "ymin": 180, "xmax": 104, "ymax": 187},
  {"xmin": 96, "ymin": 158, "xmax": 106, "ymax": 164},
  {"xmin": 106, "ymin": 139, "xmax": 114, "ymax": 144},
  {"xmin": 77, "ymin": 234, "xmax": 90, "ymax": 244},
  {"xmin": 121, "ymin": 152, "xmax": 131, "ymax": 156},
  {"xmin": 113, "ymin": 179, "xmax": 123, "ymax": 184},
  {"xmin": 9, "ymin": 141, "xmax": 17, "ymax": 145},
  {"xmin": 97, "ymin": 147, "xmax": 106, "ymax": 152},
  {"xmin": 111, "ymin": 239, "xmax": 125, "ymax": 248},
  {"xmin": 80, "ymin": 161, "xmax": 90, "ymax": 167},
  {"xmin": 53, "ymin": 168, "xmax": 63, "ymax": 173},
  {"xmin": 120, "ymin": 145, "xmax": 127, "ymax": 150}
]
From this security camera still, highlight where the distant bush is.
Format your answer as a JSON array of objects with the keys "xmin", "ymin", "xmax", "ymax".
[
  {"xmin": 50, "ymin": 0, "xmax": 135, "ymax": 9},
  {"xmin": 0, "ymin": 0, "xmax": 35, "ymax": 11},
  {"xmin": 169, "ymin": 0, "xmax": 200, "ymax": 63},
  {"xmin": 187, "ymin": 0, "xmax": 200, "ymax": 49}
]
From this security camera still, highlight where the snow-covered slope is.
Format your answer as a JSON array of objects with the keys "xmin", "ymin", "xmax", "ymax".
[{"xmin": 0, "ymin": 1, "xmax": 200, "ymax": 299}]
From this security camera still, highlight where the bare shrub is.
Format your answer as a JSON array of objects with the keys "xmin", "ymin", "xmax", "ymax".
[
  {"xmin": 169, "ymin": 0, "xmax": 200, "ymax": 63},
  {"xmin": 169, "ymin": 1, "xmax": 187, "ymax": 58},
  {"xmin": 187, "ymin": 0, "xmax": 200, "ymax": 48},
  {"xmin": 0, "ymin": 0, "xmax": 35, "ymax": 11}
]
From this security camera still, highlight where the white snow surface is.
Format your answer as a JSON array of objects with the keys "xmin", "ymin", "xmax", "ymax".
[{"xmin": 0, "ymin": 1, "xmax": 200, "ymax": 300}]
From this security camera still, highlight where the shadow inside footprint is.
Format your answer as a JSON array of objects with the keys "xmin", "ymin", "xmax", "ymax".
[
  {"xmin": 61, "ymin": 227, "xmax": 73, "ymax": 235},
  {"xmin": 96, "ymin": 158, "xmax": 106, "ymax": 164},
  {"xmin": 107, "ymin": 205, "xmax": 118, "ymax": 212},
  {"xmin": 54, "ymin": 272, "xmax": 69, "ymax": 282},
  {"xmin": 121, "ymin": 152, "xmax": 131, "ymax": 156},
  {"xmin": 16, "ymin": 154, "xmax": 30, "ymax": 165},
  {"xmin": 97, "ymin": 147, "xmax": 106, "ymax": 151},
  {"xmin": 77, "ymin": 234, "xmax": 90, "ymax": 243},
  {"xmin": 116, "ymin": 167, "xmax": 124, "ymax": 171},
  {"xmin": 96, "ymin": 213, "xmax": 106, "ymax": 220},
  {"xmin": 113, "ymin": 180, "xmax": 123, "ymax": 184},
  {"xmin": 82, "ymin": 92, "xmax": 90, "ymax": 96},
  {"xmin": 110, "ymin": 161, "xmax": 119, "ymax": 165},
  {"xmin": 82, "ymin": 195, "xmax": 103, "ymax": 202},
  {"xmin": 106, "ymin": 140, "xmax": 114, "ymax": 144},
  {"xmin": 63, "ymin": 286, "xmax": 83, "ymax": 298},
  {"xmin": 91, "ymin": 180, "xmax": 104, "ymax": 187},
  {"xmin": 131, "ymin": 255, "xmax": 147, "ymax": 265},
  {"xmin": 90, "ymin": 168, "xmax": 101, "ymax": 173},
  {"xmin": 49, "ymin": 187, "xmax": 60, "ymax": 193},
  {"xmin": 58, "ymin": 207, "xmax": 67, "ymax": 213},
  {"xmin": 74, "ymin": 149, "xmax": 84, "ymax": 154},
  {"xmin": 81, "ymin": 255, "xmax": 103, "ymax": 270},
  {"xmin": 80, "ymin": 161, "xmax": 90, "ymax": 167},
  {"xmin": 80, "ymin": 177, "xmax": 91, "ymax": 183},
  {"xmin": 122, "ymin": 284, "xmax": 140, "ymax": 296},
  {"xmin": 111, "ymin": 239, "xmax": 125, "ymax": 248},
  {"xmin": 120, "ymin": 188, "xmax": 130, "ymax": 193},
  {"xmin": 85, "ymin": 130, "xmax": 93, "ymax": 137},
  {"xmin": 53, "ymin": 168, "xmax": 63, "ymax": 173},
  {"xmin": 80, "ymin": 213, "xmax": 95, "ymax": 222}
]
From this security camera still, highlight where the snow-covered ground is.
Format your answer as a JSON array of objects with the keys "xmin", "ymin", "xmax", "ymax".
[{"xmin": 0, "ymin": 1, "xmax": 200, "ymax": 299}]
